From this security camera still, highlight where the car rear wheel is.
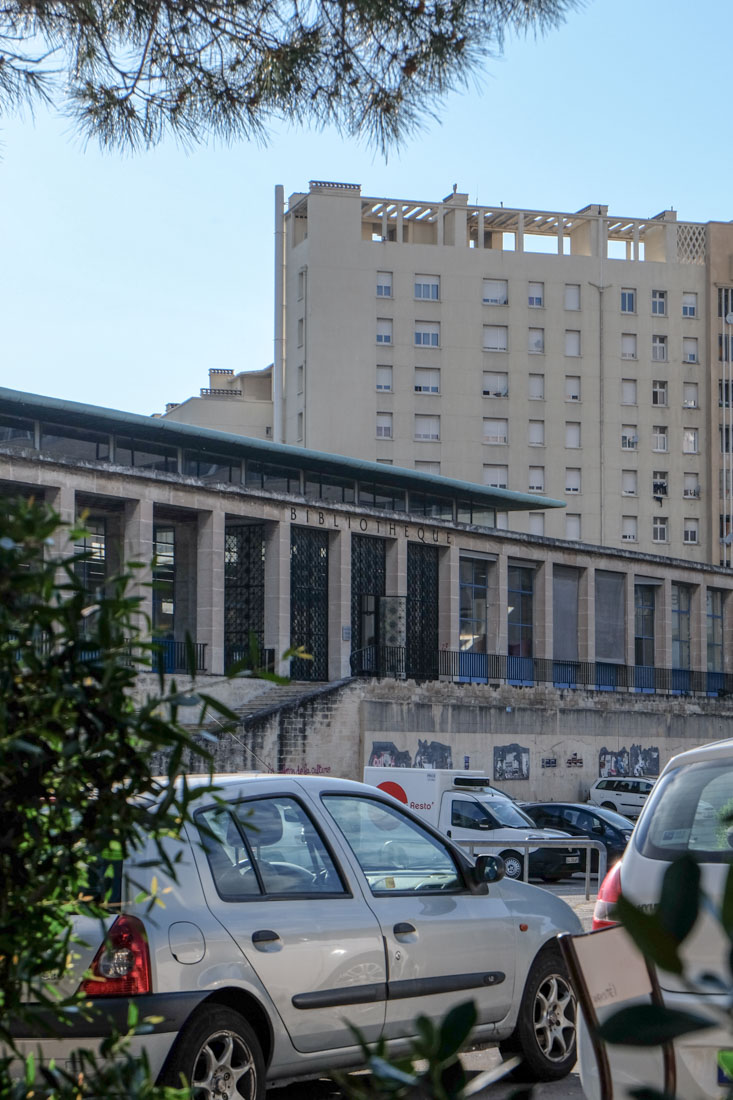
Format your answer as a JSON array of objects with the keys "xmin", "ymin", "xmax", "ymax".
[
  {"xmin": 601, "ymin": 801, "xmax": 616, "ymax": 810},
  {"xmin": 159, "ymin": 1005, "xmax": 265, "ymax": 1099},
  {"xmin": 500, "ymin": 850, "xmax": 524, "ymax": 880},
  {"xmin": 499, "ymin": 948, "xmax": 577, "ymax": 1081}
]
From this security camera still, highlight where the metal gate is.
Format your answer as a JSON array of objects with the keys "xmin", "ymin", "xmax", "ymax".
[
  {"xmin": 290, "ymin": 527, "xmax": 329, "ymax": 681},
  {"xmin": 406, "ymin": 543, "xmax": 439, "ymax": 679},
  {"xmin": 224, "ymin": 525, "xmax": 265, "ymax": 671},
  {"xmin": 351, "ymin": 534, "xmax": 386, "ymax": 650}
]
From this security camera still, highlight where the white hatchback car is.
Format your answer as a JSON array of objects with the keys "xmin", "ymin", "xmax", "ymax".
[
  {"xmin": 12, "ymin": 774, "xmax": 583, "ymax": 1098},
  {"xmin": 587, "ymin": 776, "xmax": 655, "ymax": 819},
  {"xmin": 581, "ymin": 738, "xmax": 733, "ymax": 1100}
]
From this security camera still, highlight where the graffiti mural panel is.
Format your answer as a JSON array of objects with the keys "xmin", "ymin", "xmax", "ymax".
[{"xmin": 494, "ymin": 743, "xmax": 530, "ymax": 781}]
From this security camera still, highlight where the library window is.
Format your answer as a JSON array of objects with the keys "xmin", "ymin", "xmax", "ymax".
[
  {"xmin": 564, "ymin": 284, "xmax": 581, "ymax": 310},
  {"xmin": 528, "ymin": 420, "xmax": 545, "ymax": 447},
  {"xmin": 529, "ymin": 466, "xmax": 544, "ymax": 492},
  {"xmin": 652, "ymin": 380, "xmax": 668, "ymax": 407},
  {"xmin": 376, "ymin": 365, "xmax": 392, "ymax": 392},
  {"xmin": 683, "ymin": 382, "xmax": 698, "ymax": 409},
  {"xmin": 653, "ymin": 426, "xmax": 668, "ymax": 452},
  {"xmin": 484, "ymin": 464, "xmax": 508, "ymax": 488},
  {"xmin": 683, "ymin": 337, "xmax": 698, "ymax": 363},
  {"xmin": 566, "ymin": 468, "xmax": 581, "ymax": 494},
  {"xmin": 484, "ymin": 418, "xmax": 508, "ymax": 445},
  {"xmin": 621, "ymin": 288, "xmax": 636, "ymax": 314},
  {"xmin": 621, "ymin": 333, "xmax": 637, "ymax": 359},
  {"xmin": 483, "ymin": 325, "xmax": 508, "ymax": 352},
  {"xmin": 565, "ymin": 422, "xmax": 581, "ymax": 449},
  {"xmin": 415, "ymin": 274, "xmax": 439, "ymax": 300},
  {"xmin": 483, "ymin": 371, "xmax": 508, "ymax": 397},
  {"xmin": 376, "ymin": 318, "xmax": 393, "ymax": 344},
  {"xmin": 682, "ymin": 292, "xmax": 697, "ymax": 318},
  {"xmin": 483, "ymin": 278, "xmax": 508, "ymax": 305},
  {"xmin": 376, "ymin": 412, "xmax": 393, "ymax": 439},
  {"xmin": 528, "ymin": 374, "xmax": 545, "ymax": 400},
  {"xmin": 652, "ymin": 516, "xmax": 668, "ymax": 543},
  {"xmin": 415, "ymin": 414, "xmax": 440, "ymax": 440},
  {"xmin": 528, "ymin": 281, "xmax": 544, "ymax": 307},
  {"xmin": 414, "ymin": 321, "xmax": 439, "ymax": 347},
  {"xmin": 414, "ymin": 368, "xmax": 440, "ymax": 393},
  {"xmin": 652, "ymin": 335, "xmax": 667, "ymax": 362},
  {"xmin": 621, "ymin": 379, "xmax": 637, "ymax": 405},
  {"xmin": 622, "ymin": 469, "xmax": 637, "ymax": 496},
  {"xmin": 622, "ymin": 516, "xmax": 638, "ymax": 542},
  {"xmin": 651, "ymin": 289, "xmax": 667, "ymax": 316},
  {"xmin": 528, "ymin": 328, "xmax": 545, "ymax": 354},
  {"xmin": 683, "ymin": 428, "xmax": 699, "ymax": 454},
  {"xmin": 565, "ymin": 376, "xmax": 581, "ymax": 402},
  {"xmin": 565, "ymin": 330, "xmax": 581, "ymax": 357},
  {"xmin": 376, "ymin": 271, "xmax": 392, "ymax": 297}
]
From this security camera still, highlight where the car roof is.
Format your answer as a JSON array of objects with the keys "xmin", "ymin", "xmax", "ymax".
[
  {"xmin": 150, "ymin": 772, "xmax": 378, "ymax": 803},
  {"xmin": 660, "ymin": 736, "xmax": 733, "ymax": 776}
]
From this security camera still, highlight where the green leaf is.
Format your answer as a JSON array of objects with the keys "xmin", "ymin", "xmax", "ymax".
[
  {"xmin": 436, "ymin": 1000, "xmax": 477, "ymax": 1060},
  {"xmin": 658, "ymin": 855, "xmax": 700, "ymax": 943},
  {"xmin": 717, "ymin": 1050, "xmax": 733, "ymax": 1082},
  {"xmin": 614, "ymin": 895, "xmax": 683, "ymax": 974},
  {"xmin": 597, "ymin": 1004, "xmax": 715, "ymax": 1046},
  {"xmin": 721, "ymin": 864, "xmax": 733, "ymax": 940}
]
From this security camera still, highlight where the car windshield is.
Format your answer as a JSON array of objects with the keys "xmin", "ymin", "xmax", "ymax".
[
  {"xmin": 488, "ymin": 800, "xmax": 537, "ymax": 829},
  {"xmin": 592, "ymin": 807, "xmax": 635, "ymax": 830},
  {"xmin": 635, "ymin": 758, "xmax": 733, "ymax": 862}
]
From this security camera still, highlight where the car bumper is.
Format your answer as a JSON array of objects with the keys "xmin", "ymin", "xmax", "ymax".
[{"xmin": 528, "ymin": 848, "xmax": 582, "ymax": 877}]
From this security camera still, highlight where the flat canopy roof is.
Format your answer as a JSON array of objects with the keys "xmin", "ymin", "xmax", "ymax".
[{"xmin": 0, "ymin": 387, "xmax": 565, "ymax": 514}]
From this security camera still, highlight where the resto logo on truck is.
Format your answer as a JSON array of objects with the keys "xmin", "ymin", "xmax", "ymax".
[{"xmin": 376, "ymin": 782, "xmax": 435, "ymax": 813}]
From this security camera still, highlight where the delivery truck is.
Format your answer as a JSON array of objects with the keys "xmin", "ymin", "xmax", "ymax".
[{"xmin": 363, "ymin": 767, "xmax": 580, "ymax": 881}]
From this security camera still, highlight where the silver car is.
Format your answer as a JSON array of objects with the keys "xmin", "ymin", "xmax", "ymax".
[{"xmin": 13, "ymin": 774, "xmax": 582, "ymax": 1097}]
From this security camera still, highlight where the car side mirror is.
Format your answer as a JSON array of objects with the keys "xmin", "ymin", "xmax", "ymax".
[{"xmin": 473, "ymin": 854, "xmax": 506, "ymax": 889}]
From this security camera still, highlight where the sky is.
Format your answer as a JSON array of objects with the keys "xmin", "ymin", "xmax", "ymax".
[{"xmin": 1, "ymin": 0, "xmax": 729, "ymax": 418}]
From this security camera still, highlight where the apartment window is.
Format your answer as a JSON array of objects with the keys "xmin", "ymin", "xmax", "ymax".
[
  {"xmin": 621, "ymin": 425, "xmax": 638, "ymax": 450},
  {"xmin": 415, "ymin": 274, "xmax": 439, "ymax": 300},
  {"xmin": 484, "ymin": 418, "xmax": 508, "ymax": 444},
  {"xmin": 621, "ymin": 288, "xmax": 636, "ymax": 314},
  {"xmin": 376, "ymin": 459, "xmax": 393, "ymax": 465},
  {"xmin": 414, "ymin": 321, "xmax": 439, "ymax": 347},
  {"xmin": 652, "ymin": 335, "xmax": 667, "ymax": 362},
  {"xmin": 297, "ymin": 363, "xmax": 304, "ymax": 393},
  {"xmin": 414, "ymin": 367, "xmax": 440, "ymax": 393},
  {"xmin": 483, "ymin": 371, "xmax": 508, "ymax": 397},
  {"xmin": 622, "ymin": 516, "xmax": 638, "ymax": 542},
  {"xmin": 621, "ymin": 379, "xmax": 637, "ymax": 405},
  {"xmin": 683, "ymin": 472, "xmax": 700, "ymax": 499},
  {"xmin": 297, "ymin": 317, "xmax": 304, "ymax": 346},
  {"xmin": 718, "ymin": 288, "xmax": 733, "ymax": 317},
  {"xmin": 718, "ymin": 334, "xmax": 732, "ymax": 362},
  {"xmin": 652, "ymin": 516, "xmax": 668, "ymax": 543},
  {"xmin": 565, "ymin": 376, "xmax": 581, "ymax": 402},
  {"xmin": 683, "ymin": 337, "xmax": 698, "ymax": 363},
  {"xmin": 621, "ymin": 333, "xmax": 637, "ymax": 360},
  {"xmin": 565, "ymin": 422, "xmax": 581, "ymax": 448},
  {"xmin": 565, "ymin": 330, "xmax": 581, "ymax": 357},
  {"xmin": 722, "ymin": 426, "xmax": 733, "ymax": 453},
  {"xmin": 297, "ymin": 268, "xmax": 306, "ymax": 300},
  {"xmin": 565, "ymin": 468, "xmax": 581, "ymax": 494},
  {"xmin": 296, "ymin": 411, "xmax": 303, "ymax": 440},
  {"xmin": 653, "ymin": 426, "xmax": 668, "ymax": 452},
  {"xmin": 684, "ymin": 518, "xmax": 699, "ymax": 545},
  {"xmin": 528, "ymin": 282, "xmax": 544, "ymax": 307},
  {"xmin": 483, "ymin": 278, "xmax": 508, "ymax": 305},
  {"xmin": 651, "ymin": 289, "xmax": 667, "ymax": 316},
  {"xmin": 622, "ymin": 469, "xmax": 637, "ymax": 496},
  {"xmin": 376, "ymin": 271, "xmax": 392, "ymax": 297},
  {"xmin": 651, "ymin": 380, "xmax": 668, "ymax": 407},
  {"xmin": 484, "ymin": 464, "xmax": 508, "ymax": 488},
  {"xmin": 529, "ymin": 466, "xmax": 544, "ymax": 492},
  {"xmin": 528, "ymin": 374, "xmax": 545, "ymax": 401},
  {"xmin": 528, "ymin": 420, "xmax": 545, "ymax": 447},
  {"xmin": 565, "ymin": 513, "xmax": 581, "ymax": 540},
  {"xmin": 376, "ymin": 365, "xmax": 393, "ymax": 392},
  {"xmin": 683, "ymin": 427, "xmax": 699, "ymax": 454},
  {"xmin": 564, "ymin": 284, "xmax": 581, "ymax": 311},
  {"xmin": 376, "ymin": 318, "xmax": 393, "ymax": 344},
  {"xmin": 721, "ymin": 381, "xmax": 733, "ymax": 407},
  {"xmin": 528, "ymin": 328, "xmax": 545, "ymax": 353},
  {"xmin": 683, "ymin": 382, "xmax": 698, "ymax": 408},
  {"xmin": 376, "ymin": 412, "xmax": 393, "ymax": 439},
  {"xmin": 528, "ymin": 513, "xmax": 545, "ymax": 536},
  {"xmin": 652, "ymin": 471, "xmax": 668, "ymax": 498},
  {"xmin": 415, "ymin": 414, "xmax": 440, "ymax": 440},
  {"xmin": 682, "ymin": 292, "xmax": 697, "ymax": 318},
  {"xmin": 483, "ymin": 325, "xmax": 508, "ymax": 352},
  {"xmin": 415, "ymin": 460, "xmax": 441, "ymax": 474}
]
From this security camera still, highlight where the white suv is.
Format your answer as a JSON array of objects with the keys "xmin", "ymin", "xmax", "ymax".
[
  {"xmin": 588, "ymin": 775, "xmax": 655, "ymax": 819},
  {"xmin": 581, "ymin": 738, "xmax": 733, "ymax": 1100},
  {"xmin": 13, "ymin": 774, "xmax": 583, "ymax": 1097}
]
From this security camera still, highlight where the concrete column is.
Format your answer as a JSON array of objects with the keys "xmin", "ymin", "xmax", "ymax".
[
  {"xmin": 439, "ymin": 542, "xmax": 460, "ymax": 653},
  {"xmin": 516, "ymin": 212, "xmax": 524, "ymax": 253},
  {"xmin": 197, "ymin": 509, "xmax": 226, "ymax": 676},
  {"xmin": 386, "ymin": 533, "xmax": 407, "ymax": 597},
  {"xmin": 328, "ymin": 528, "xmax": 351, "ymax": 680},
  {"xmin": 265, "ymin": 519, "xmax": 291, "ymax": 677},
  {"xmin": 123, "ymin": 498, "xmax": 154, "ymax": 637},
  {"xmin": 45, "ymin": 484, "xmax": 76, "ymax": 559}
]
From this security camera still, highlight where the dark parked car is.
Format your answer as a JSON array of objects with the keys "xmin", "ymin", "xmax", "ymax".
[{"xmin": 521, "ymin": 803, "xmax": 634, "ymax": 872}]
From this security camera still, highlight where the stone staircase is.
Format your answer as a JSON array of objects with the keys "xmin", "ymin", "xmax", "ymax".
[{"xmin": 232, "ymin": 677, "xmax": 353, "ymax": 729}]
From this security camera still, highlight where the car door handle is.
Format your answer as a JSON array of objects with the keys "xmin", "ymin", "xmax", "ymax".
[
  {"xmin": 393, "ymin": 922, "xmax": 416, "ymax": 937},
  {"xmin": 252, "ymin": 929, "xmax": 282, "ymax": 949}
]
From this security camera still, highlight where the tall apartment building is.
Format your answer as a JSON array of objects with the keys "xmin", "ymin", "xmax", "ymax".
[{"xmin": 274, "ymin": 181, "xmax": 733, "ymax": 565}]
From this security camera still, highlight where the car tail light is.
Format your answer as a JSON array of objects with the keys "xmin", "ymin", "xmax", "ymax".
[
  {"xmin": 78, "ymin": 914, "xmax": 151, "ymax": 996},
  {"xmin": 592, "ymin": 860, "xmax": 622, "ymax": 930}
]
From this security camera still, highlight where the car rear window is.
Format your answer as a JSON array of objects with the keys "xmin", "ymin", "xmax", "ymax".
[{"xmin": 635, "ymin": 758, "xmax": 733, "ymax": 862}]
